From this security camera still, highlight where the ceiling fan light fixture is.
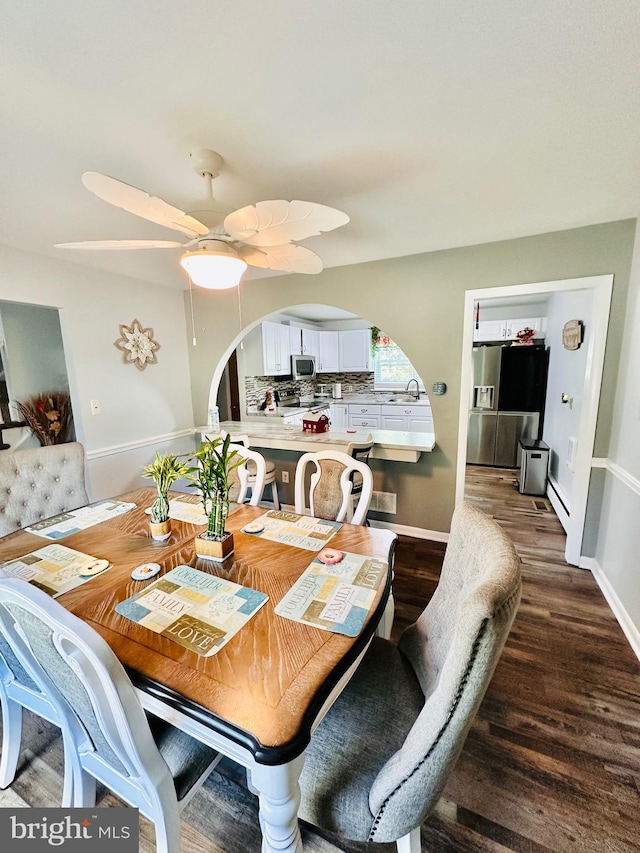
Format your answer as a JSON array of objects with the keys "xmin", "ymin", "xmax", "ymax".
[{"xmin": 180, "ymin": 248, "xmax": 247, "ymax": 290}]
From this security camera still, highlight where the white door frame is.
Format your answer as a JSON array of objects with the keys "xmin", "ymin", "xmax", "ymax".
[{"xmin": 455, "ymin": 274, "xmax": 613, "ymax": 566}]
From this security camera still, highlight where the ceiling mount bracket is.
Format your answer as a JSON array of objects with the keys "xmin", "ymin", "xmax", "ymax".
[{"xmin": 189, "ymin": 148, "xmax": 224, "ymax": 179}]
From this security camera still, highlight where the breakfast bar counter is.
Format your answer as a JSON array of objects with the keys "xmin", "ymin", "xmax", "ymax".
[{"xmin": 197, "ymin": 420, "xmax": 435, "ymax": 463}]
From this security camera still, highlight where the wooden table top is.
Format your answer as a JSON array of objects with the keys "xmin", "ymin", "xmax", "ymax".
[{"xmin": 0, "ymin": 488, "xmax": 396, "ymax": 762}]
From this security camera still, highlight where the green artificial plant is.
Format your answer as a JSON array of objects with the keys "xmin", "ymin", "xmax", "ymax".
[
  {"xmin": 142, "ymin": 453, "xmax": 189, "ymax": 523},
  {"xmin": 186, "ymin": 435, "xmax": 242, "ymax": 541}
]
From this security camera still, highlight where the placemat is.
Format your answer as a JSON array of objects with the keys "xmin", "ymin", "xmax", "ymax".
[
  {"xmin": 25, "ymin": 499, "xmax": 136, "ymax": 540},
  {"xmin": 241, "ymin": 510, "xmax": 342, "ymax": 551},
  {"xmin": 0, "ymin": 544, "xmax": 112, "ymax": 597},
  {"xmin": 115, "ymin": 564, "xmax": 268, "ymax": 657},
  {"xmin": 275, "ymin": 549, "xmax": 387, "ymax": 635}
]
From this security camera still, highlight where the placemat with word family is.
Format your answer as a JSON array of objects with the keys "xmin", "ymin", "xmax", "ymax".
[
  {"xmin": 240, "ymin": 510, "xmax": 342, "ymax": 551},
  {"xmin": 275, "ymin": 548, "xmax": 387, "ymax": 636},
  {"xmin": 115, "ymin": 565, "xmax": 268, "ymax": 657},
  {"xmin": 0, "ymin": 544, "xmax": 112, "ymax": 597}
]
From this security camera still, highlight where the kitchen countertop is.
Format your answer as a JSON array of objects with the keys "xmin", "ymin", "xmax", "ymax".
[
  {"xmin": 250, "ymin": 395, "xmax": 432, "ymax": 417},
  {"xmin": 197, "ymin": 420, "xmax": 435, "ymax": 463}
]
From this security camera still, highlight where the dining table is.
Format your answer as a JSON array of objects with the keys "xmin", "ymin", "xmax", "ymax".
[{"xmin": 0, "ymin": 487, "xmax": 397, "ymax": 853}]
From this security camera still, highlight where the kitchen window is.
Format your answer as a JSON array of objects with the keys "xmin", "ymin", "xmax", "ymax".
[{"xmin": 372, "ymin": 331, "xmax": 424, "ymax": 391}]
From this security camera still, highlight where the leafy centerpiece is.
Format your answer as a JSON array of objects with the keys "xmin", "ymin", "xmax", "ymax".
[
  {"xmin": 142, "ymin": 452, "xmax": 189, "ymax": 541},
  {"xmin": 186, "ymin": 435, "xmax": 242, "ymax": 561}
]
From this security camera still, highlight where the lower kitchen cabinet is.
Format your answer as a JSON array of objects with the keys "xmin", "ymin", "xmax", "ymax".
[{"xmin": 330, "ymin": 404, "xmax": 349, "ymax": 428}]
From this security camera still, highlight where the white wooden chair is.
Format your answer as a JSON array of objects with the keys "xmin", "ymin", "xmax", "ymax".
[
  {"xmin": 0, "ymin": 578, "xmax": 221, "ymax": 853},
  {"xmin": 294, "ymin": 449, "xmax": 373, "ymax": 527},
  {"xmin": 298, "ymin": 502, "xmax": 522, "ymax": 852},
  {"xmin": 221, "ymin": 432, "xmax": 280, "ymax": 508},
  {"xmin": 0, "ymin": 632, "xmax": 73, "ymax": 800},
  {"xmin": 228, "ymin": 443, "xmax": 268, "ymax": 506}
]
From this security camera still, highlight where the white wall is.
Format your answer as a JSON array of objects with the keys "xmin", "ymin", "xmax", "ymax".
[
  {"xmin": 542, "ymin": 288, "xmax": 594, "ymax": 513},
  {"xmin": 0, "ymin": 244, "xmax": 195, "ymax": 499},
  {"xmin": 593, "ymin": 220, "xmax": 640, "ymax": 656}
]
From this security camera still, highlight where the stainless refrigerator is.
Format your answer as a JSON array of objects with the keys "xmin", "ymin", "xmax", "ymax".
[{"xmin": 467, "ymin": 344, "xmax": 548, "ymax": 468}]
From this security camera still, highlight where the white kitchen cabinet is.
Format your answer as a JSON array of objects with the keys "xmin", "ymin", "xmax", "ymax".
[
  {"xmin": 381, "ymin": 414, "xmax": 406, "ymax": 430},
  {"xmin": 330, "ymin": 403, "xmax": 348, "ymax": 428},
  {"xmin": 339, "ymin": 329, "xmax": 371, "ymax": 372},
  {"xmin": 348, "ymin": 403, "xmax": 380, "ymax": 430},
  {"xmin": 262, "ymin": 321, "xmax": 291, "ymax": 376},
  {"xmin": 505, "ymin": 317, "xmax": 546, "ymax": 339},
  {"xmin": 473, "ymin": 320, "xmax": 507, "ymax": 342},
  {"xmin": 317, "ymin": 330, "xmax": 340, "ymax": 372},
  {"xmin": 289, "ymin": 326, "xmax": 319, "ymax": 356},
  {"xmin": 408, "ymin": 415, "xmax": 434, "ymax": 432},
  {"xmin": 350, "ymin": 416, "xmax": 380, "ymax": 429},
  {"xmin": 381, "ymin": 404, "xmax": 434, "ymax": 432}
]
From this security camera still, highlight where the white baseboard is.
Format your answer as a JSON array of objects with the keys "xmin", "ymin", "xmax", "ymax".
[
  {"xmin": 547, "ymin": 477, "xmax": 569, "ymax": 534},
  {"xmin": 586, "ymin": 557, "xmax": 640, "ymax": 663}
]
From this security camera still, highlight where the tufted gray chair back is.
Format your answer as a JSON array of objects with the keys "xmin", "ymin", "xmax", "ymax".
[{"xmin": 0, "ymin": 443, "xmax": 89, "ymax": 536}]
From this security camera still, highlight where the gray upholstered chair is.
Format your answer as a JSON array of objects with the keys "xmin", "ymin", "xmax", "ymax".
[
  {"xmin": 298, "ymin": 501, "xmax": 522, "ymax": 852},
  {"xmin": 0, "ymin": 578, "xmax": 220, "ymax": 853},
  {"xmin": 0, "ymin": 442, "xmax": 89, "ymax": 536}
]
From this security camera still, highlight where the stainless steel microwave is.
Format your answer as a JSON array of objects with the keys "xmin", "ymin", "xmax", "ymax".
[{"xmin": 291, "ymin": 354, "xmax": 316, "ymax": 380}]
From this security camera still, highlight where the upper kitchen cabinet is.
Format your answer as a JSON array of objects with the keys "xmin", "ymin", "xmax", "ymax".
[
  {"xmin": 289, "ymin": 326, "xmax": 319, "ymax": 357},
  {"xmin": 338, "ymin": 329, "xmax": 371, "ymax": 372},
  {"xmin": 244, "ymin": 320, "xmax": 291, "ymax": 376},
  {"xmin": 473, "ymin": 317, "xmax": 546, "ymax": 342},
  {"xmin": 317, "ymin": 330, "xmax": 340, "ymax": 372},
  {"xmin": 473, "ymin": 320, "xmax": 507, "ymax": 342},
  {"xmin": 505, "ymin": 317, "xmax": 546, "ymax": 340}
]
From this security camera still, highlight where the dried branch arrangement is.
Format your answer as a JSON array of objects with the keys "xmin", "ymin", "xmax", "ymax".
[{"xmin": 15, "ymin": 392, "xmax": 73, "ymax": 446}]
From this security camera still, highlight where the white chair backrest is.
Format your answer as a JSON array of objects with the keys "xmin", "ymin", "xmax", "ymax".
[
  {"xmin": 0, "ymin": 443, "xmax": 89, "ymax": 536},
  {"xmin": 220, "ymin": 431, "xmax": 250, "ymax": 447},
  {"xmin": 229, "ymin": 443, "xmax": 268, "ymax": 506},
  {"xmin": 346, "ymin": 435, "xmax": 374, "ymax": 464},
  {"xmin": 0, "ymin": 577, "xmax": 177, "ymax": 811},
  {"xmin": 294, "ymin": 450, "xmax": 373, "ymax": 526}
]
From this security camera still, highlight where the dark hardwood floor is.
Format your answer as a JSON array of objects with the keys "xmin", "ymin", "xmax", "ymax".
[{"xmin": 2, "ymin": 466, "xmax": 639, "ymax": 852}]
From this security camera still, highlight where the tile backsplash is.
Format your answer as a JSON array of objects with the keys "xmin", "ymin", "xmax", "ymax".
[{"xmin": 245, "ymin": 372, "xmax": 375, "ymax": 409}]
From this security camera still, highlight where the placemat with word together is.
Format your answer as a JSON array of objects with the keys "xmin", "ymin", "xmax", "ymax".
[
  {"xmin": 241, "ymin": 510, "xmax": 342, "ymax": 551},
  {"xmin": 275, "ymin": 548, "xmax": 387, "ymax": 636},
  {"xmin": 115, "ymin": 565, "xmax": 268, "ymax": 657},
  {"xmin": 25, "ymin": 499, "xmax": 136, "ymax": 540}
]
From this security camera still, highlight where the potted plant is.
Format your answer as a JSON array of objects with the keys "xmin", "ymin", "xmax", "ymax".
[
  {"xmin": 186, "ymin": 435, "xmax": 242, "ymax": 561},
  {"xmin": 141, "ymin": 452, "xmax": 189, "ymax": 541}
]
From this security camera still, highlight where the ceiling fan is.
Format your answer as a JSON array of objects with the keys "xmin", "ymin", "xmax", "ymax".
[{"xmin": 55, "ymin": 149, "xmax": 350, "ymax": 289}]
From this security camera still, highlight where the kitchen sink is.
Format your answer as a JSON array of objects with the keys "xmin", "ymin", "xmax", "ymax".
[{"xmin": 388, "ymin": 395, "xmax": 419, "ymax": 402}]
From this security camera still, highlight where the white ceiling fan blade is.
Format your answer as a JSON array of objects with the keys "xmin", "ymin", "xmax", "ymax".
[
  {"xmin": 54, "ymin": 240, "xmax": 184, "ymax": 250},
  {"xmin": 82, "ymin": 172, "xmax": 209, "ymax": 238},
  {"xmin": 238, "ymin": 243, "xmax": 324, "ymax": 274},
  {"xmin": 224, "ymin": 200, "xmax": 349, "ymax": 247}
]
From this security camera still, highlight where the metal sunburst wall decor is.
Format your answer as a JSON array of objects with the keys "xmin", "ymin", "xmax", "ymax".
[{"xmin": 114, "ymin": 319, "xmax": 160, "ymax": 371}]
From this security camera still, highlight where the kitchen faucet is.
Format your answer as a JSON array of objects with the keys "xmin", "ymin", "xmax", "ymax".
[{"xmin": 406, "ymin": 378, "xmax": 420, "ymax": 399}]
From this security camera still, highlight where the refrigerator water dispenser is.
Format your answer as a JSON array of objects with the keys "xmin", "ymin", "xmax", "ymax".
[{"xmin": 473, "ymin": 385, "xmax": 495, "ymax": 409}]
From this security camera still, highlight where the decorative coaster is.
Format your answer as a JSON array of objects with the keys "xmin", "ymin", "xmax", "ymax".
[
  {"xmin": 131, "ymin": 562, "xmax": 161, "ymax": 581},
  {"xmin": 78, "ymin": 559, "xmax": 110, "ymax": 577},
  {"xmin": 242, "ymin": 521, "xmax": 266, "ymax": 534},
  {"xmin": 317, "ymin": 548, "xmax": 344, "ymax": 565}
]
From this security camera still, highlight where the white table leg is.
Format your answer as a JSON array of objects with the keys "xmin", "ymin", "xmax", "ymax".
[{"xmin": 251, "ymin": 755, "xmax": 306, "ymax": 853}]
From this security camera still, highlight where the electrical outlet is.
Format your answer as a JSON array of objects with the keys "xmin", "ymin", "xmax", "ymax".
[
  {"xmin": 281, "ymin": 470, "xmax": 290, "ymax": 484},
  {"xmin": 90, "ymin": 399, "xmax": 101, "ymax": 416}
]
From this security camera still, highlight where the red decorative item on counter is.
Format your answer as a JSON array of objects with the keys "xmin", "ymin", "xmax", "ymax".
[{"xmin": 302, "ymin": 413, "xmax": 330, "ymax": 434}]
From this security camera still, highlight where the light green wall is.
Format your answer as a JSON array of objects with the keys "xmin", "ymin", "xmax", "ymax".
[{"xmin": 186, "ymin": 219, "xmax": 636, "ymax": 533}]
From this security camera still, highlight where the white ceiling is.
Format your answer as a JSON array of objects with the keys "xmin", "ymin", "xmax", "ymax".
[{"xmin": 1, "ymin": 2, "xmax": 639, "ymax": 291}]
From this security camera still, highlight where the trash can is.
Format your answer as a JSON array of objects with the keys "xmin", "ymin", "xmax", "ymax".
[{"xmin": 519, "ymin": 439, "xmax": 550, "ymax": 496}]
